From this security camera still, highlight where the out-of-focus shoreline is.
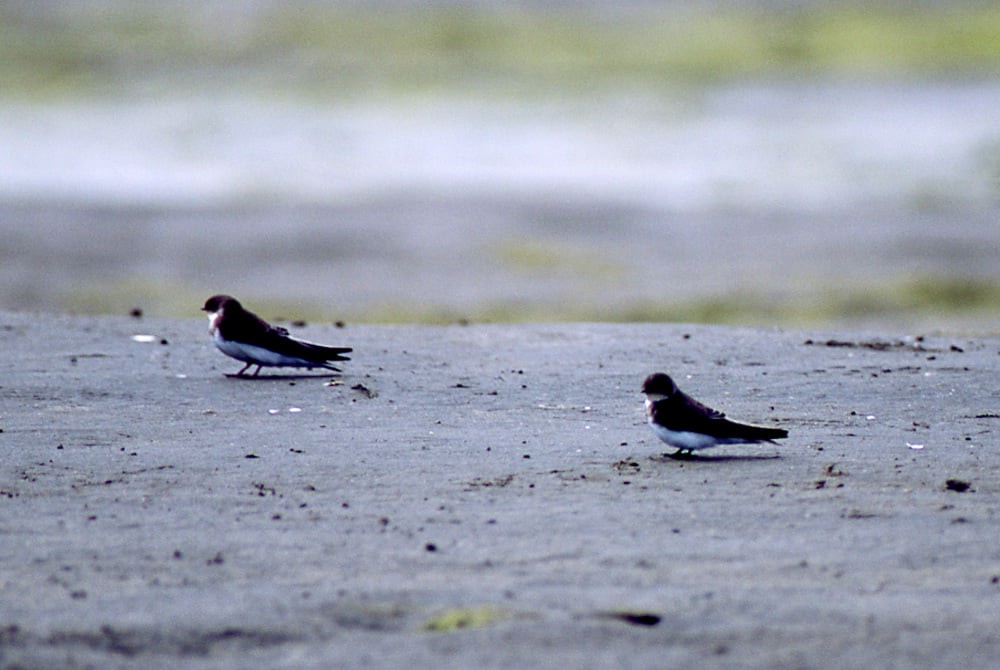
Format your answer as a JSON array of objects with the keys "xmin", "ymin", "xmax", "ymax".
[
  {"xmin": 2, "ymin": 3, "xmax": 998, "ymax": 332},
  {"xmin": 2, "ymin": 195, "xmax": 998, "ymax": 334}
]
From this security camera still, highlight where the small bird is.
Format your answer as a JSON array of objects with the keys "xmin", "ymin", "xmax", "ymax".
[
  {"xmin": 641, "ymin": 372, "xmax": 787, "ymax": 457},
  {"xmin": 202, "ymin": 295, "xmax": 352, "ymax": 377}
]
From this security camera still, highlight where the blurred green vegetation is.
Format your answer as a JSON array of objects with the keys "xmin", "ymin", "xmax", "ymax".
[
  {"xmin": 66, "ymin": 276, "xmax": 1000, "ymax": 331},
  {"xmin": 3, "ymin": 3, "xmax": 1000, "ymax": 99},
  {"xmin": 600, "ymin": 277, "xmax": 1000, "ymax": 328},
  {"xmin": 494, "ymin": 241, "xmax": 622, "ymax": 282}
]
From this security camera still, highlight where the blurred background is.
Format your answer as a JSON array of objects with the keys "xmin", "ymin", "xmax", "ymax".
[{"xmin": 1, "ymin": 0, "xmax": 998, "ymax": 331}]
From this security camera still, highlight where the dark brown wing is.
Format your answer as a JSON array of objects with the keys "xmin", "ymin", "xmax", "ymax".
[
  {"xmin": 260, "ymin": 329, "xmax": 352, "ymax": 363},
  {"xmin": 221, "ymin": 307, "xmax": 352, "ymax": 363},
  {"xmin": 217, "ymin": 304, "xmax": 266, "ymax": 341},
  {"xmin": 651, "ymin": 390, "xmax": 725, "ymax": 432},
  {"xmin": 652, "ymin": 390, "xmax": 787, "ymax": 440}
]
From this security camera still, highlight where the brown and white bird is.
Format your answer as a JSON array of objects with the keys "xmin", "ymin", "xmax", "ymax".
[
  {"xmin": 201, "ymin": 294, "xmax": 351, "ymax": 377},
  {"xmin": 641, "ymin": 372, "xmax": 787, "ymax": 456}
]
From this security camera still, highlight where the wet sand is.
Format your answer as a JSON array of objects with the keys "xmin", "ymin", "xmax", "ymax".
[{"xmin": 1, "ymin": 311, "xmax": 998, "ymax": 668}]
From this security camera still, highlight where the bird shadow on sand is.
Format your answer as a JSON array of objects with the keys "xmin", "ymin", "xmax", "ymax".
[
  {"xmin": 223, "ymin": 373, "xmax": 341, "ymax": 381},
  {"xmin": 649, "ymin": 452, "xmax": 782, "ymax": 464}
]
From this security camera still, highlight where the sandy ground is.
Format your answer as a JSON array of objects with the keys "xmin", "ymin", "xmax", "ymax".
[{"xmin": 1, "ymin": 311, "xmax": 999, "ymax": 669}]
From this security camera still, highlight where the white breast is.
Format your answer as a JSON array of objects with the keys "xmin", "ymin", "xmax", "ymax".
[
  {"xmin": 207, "ymin": 311, "xmax": 223, "ymax": 333},
  {"xmin": 647, "ymin": 419, "xmax": 720, "ymax": 450},
  {"xmin": 212, "ymin": 330, "xmax": 311, "ymax": 367}
]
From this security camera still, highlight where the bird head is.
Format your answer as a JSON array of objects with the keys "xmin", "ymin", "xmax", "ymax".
[
  {"xmin": 202, "ymin": 294, "xmax": 240, "ymax": 314},
  {"xmin": 641, "ymin": 372, "xmax": 678, "ymax": 400}
]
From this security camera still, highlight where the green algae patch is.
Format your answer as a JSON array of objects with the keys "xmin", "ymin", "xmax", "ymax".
[{"xmin": 422, "ymin": 606, "xmax": 508, "ymax": 632}]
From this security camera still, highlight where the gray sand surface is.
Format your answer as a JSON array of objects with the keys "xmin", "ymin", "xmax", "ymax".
[{"xmin": 1, "ymin": 311, "xmax": 999, "ymax": 668}]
